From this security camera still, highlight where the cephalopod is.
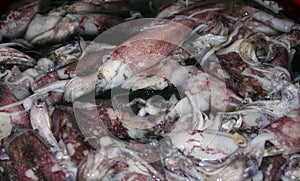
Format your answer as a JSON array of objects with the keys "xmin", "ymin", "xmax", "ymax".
[
  {"xmin": 2, "ymin": 128, "xmax": 67, "ymax": 181},
  {"xmin": 64, "ymin": 18, "xmax": 196, "ymax": 102}
]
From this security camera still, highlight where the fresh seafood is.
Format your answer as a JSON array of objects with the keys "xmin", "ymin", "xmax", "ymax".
[
  {"xmin": 0, "ymin": 1, "xmax": 38, "ymax": 40},
  {"xmin": 51, "ymin": 106, "xmax": 90, "ymax": 165},
  {"xmin": 0, "ymin": 83, "xmax": 30, "ymax": 128},
  {"xmin": 36, "ymin": 39, "xmax": 84, "ymax": 73},
  {"xmin": 0, "ymin": 46, "xmax": 36, "ymax": 66},
  {"xmin": 25, "ymin": 13, "xmax": 122, "ymax": 45},
  {"xmin": 29, "ymin": 95, "xmax": 60, "ymax": 151},
  {"xmin": 0, "ymin": 0, "xmax": 299, "ymax": 180},
  {"xmin": 95, "ymin": 18, "xmax": 195, "ymax": 91},
  {"xmin": 2, "ymin": 128, "xmax": 66, "ymax": 181}
]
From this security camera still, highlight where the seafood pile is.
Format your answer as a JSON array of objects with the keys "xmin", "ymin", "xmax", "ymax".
[{"xmin": 0, "ymin": 0, "xmax": 300, "ymax": 180}]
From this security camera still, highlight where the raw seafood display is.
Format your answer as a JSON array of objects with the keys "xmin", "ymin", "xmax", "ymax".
[{"xmin": 0, "ymin": 0, "xmax": 299, "ymax": 180}]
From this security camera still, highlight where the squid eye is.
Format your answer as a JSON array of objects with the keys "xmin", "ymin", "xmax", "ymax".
[
  {"xmin": 34, "ymin": 97, "xmax": 45, "ymax": 108},
  {"xmin": 37, "ymin": 98, "xmax": 43, "ymax": 104}
]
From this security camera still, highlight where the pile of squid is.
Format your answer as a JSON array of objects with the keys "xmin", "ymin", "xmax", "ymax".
[{"xmin": 0, "ymin": 0, "xmax": 300, "ymax": 180}]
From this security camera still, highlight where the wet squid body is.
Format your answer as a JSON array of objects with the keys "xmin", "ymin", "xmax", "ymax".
[{"xmin": 0, "ymin": 0, "xmax": 300, "ymax": 181}]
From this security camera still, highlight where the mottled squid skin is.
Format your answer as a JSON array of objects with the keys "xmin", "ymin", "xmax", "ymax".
[
  {"xmin": 0, "ymin": 1, "xmax": 38, "ymax": 39},
  {"xmin": 77, "ymin": 143, "xmax": 164, "ymax": 181},
  {"xmin": 180, "ymin": 69, "xmax": 240, "ymax": 112},
  {"xmin": 95, "ymin": 99, "xmax": 157, "ymax": 141},
  {"xmin": 0, "ymin": 0, "xmax": 124, "ymax": 45},
  {"xmin": 260, "ymin": 155, "xmax": 286, "ymax": 181},
  {"xmin": 121, "ymin": 54, "xmax": 192, "ymax": 90},
  {"xmin": 0, "ymin": 46, "xmax": 36, "ymax": 67},
  {"xmin": 97, "ymin": 18, "xmax": 196, "ymax": 90},
  {"xmin": 51, "ymin": 107, "xmax": 90, "ymax": 165},
  {"xmin": 32, "ymin": 62, "xmax": 77, "ymax": 90},
  {"xmin": 0, "ymin": 159, "xmax": 19, "ymax": 181},
  {"xmin": 73, "ymin": 100, "xmax": 115, "ymax": 150},
  {"xmin": 265, "ymin": 109, "xmax": 300, "ymax": 155},
  {"xmin": 3, "ymin": 129, "xmax": 66, "ymax": 181},
  {"xmin": 218, "ymin": 52, "xmax": 291, "ymax": 100},
  {"xmin": 63, "ymin": 50, "xmax": 112, "ymax": 102},
  {"xmin": 25, "ymin": 13, "xmax": 122, "ymax": 45},
  {"xmin": 76, "ymin": 150, "xmax": 112, "ymax": 181},
  {"xmin": 109, "ymin": 19, "xmax": 195, "ymax": 74},
  {"xmin": 0, "ymin": 83, "xmax": 30, "ymax": 127}
]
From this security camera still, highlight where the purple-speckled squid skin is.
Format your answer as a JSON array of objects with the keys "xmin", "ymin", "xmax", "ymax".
[
  {"xmin": 76, "ymin": 142, "xmax": 165, "ymax": 181},
  {"xmin": 0, "ymin": 83, "xmax": 30, "ymax": 127},
  {"xmin": 217, "ymin": 52, "xmax": 291, "ymax": 100},
  {"xmin": 93, "ymin": 99, "xmax": 162, "ymax": 141},
  {"xmin": 0, "ymin": 158, "xmax": 19, "ymax": 181},
  {"xmin": 0, "ymin": 46, "xmax": 36, "ymax": 66},
  {"xmin": 0, "ymin": 0, "xmax": 300, "ymax": 180},
  {"xmin": 2, "ymin": 129, "xmax": 66, "ymax": 181},
  {"xmin": 0, "ymin": 1, "xmax": 38, "ymax": 39},
  {"xmin": 32, "ymin": 62, "xmax": 78, "ymax": 90},
  {"xmin": 260, "ymin": 154, "xmax": 286, "ymax": 181},
  {"xmin": 107, "ymin": 20, "xmax": 192, "ymax": 71},
  {"xmin": 180, "ymin": 69, "xmax": 241, "ymax": 111},
  {"xmin": 265, "ymin": 109, "xmax": 300, "ymax": 155},
  {"xmin": 51, "ymin": 107, "xmax": 90, "ymax": 165},
  {"xmin": 96, "ymin": 18, "xmax": 196, "ymax": 90},
  {"xmin": 0, "ymin": 2, "xmax": 123, "ymax": 45},
  {"xmin": 96, "ymin": 101, "xmax": 131, "ymax": 140}
]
